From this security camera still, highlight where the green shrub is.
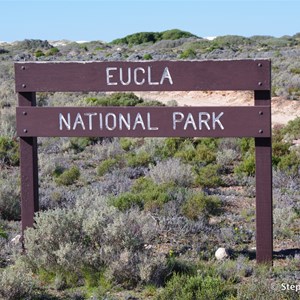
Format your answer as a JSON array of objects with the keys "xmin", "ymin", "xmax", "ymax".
[
  {"xmin": 238, "ymin": 138, "xmax": 255, "ymax": 157},
  {"xmin": 174, "ymin": 138, "xmax": 219, "ymax": 165},
  {"xmin": 125, "ymin": 150, "xmax": 152, "ymax": 167},
  {"xmin": 156, "ymin": 273, "xmax": 235, "ymax": 300},
  {"xmin": 182, "ymin": 192, "xmax": 222, "ymax": 220},
  {"xmin": 69, "ymin": 137, "xmax": 92, "ymax": 153},
  {"xmin": 0, "ymin": 225, "xmax": 8, "ymax": 239},
  {"xmin": 46, "ymin": 47, "xmax": 59, "ymax": 56},
  {"xmin": 161, "ymin": 29, "xmax": 198, "ymax": 40},
  {"xmin": 54, "ymin": 166, "xmax": 80, "ymax": 186},
  {"xmin": 155, "ymin": 137, "xmax": 188, "ymax": 160},
  {"xmin": 34, "ymin": 49, "xmax": 45, "ymax": 57},
  {"xmin": 290, "ymin": 67, "xmax": 300, "ymax": 74},
  {"xmin": 119, "ymin": 137, "xmax": 135, "ymax": 151},
  {"xmin": 0, "ymin": 136, "xmax": 19, "ymax": 166},
  {"xmin": 111, "ymin": 177, "xmax": 173, "ymax": 211},
  {"xmin": 194, "ymin": 143, "xmax": 217, "ymax": 164},
  {"xmin": 97, "ymin": 158, "xmax": 119, "ymax": 176},
  {"xmin": 179, "ymin": 48, "xmax": 196, "ymax": 59},
  {"xmin": 110, "ymin": 192, "xmax": 143, "ymax": 211},
  {"xmin": 234, "ymin": 154, "xmax": 255, "ymax": 177},
  {"xmin": 272, "ymin": 127, "xmax": 291, "ymax": 165},
  {"xmin": 136, "ymin": 99, "xmax": 165, "ymax": 106},
  {"xmin": 111, "ymin": 29, "xmax": 197, "ymax": 45},
  {"xmin": 143, "ymin": 53, "xmax": 153, "ymax": 60},
  {"xmin": 85, "ymin": 92, "xmax": 143, "ymax": 107},
  {"xmin": 281, "ymin": 116, "xmax": 300, "ymax": 141},
  {"xmin": 277, "ymin": 151, "xmax": 300, "ymax": 176},
  {"xmin": 196, "ymin": 164, "xmax": 223, "ymax": 188},
  {"xmin": 174, "ymin": 140, "xmax": 197, "ymax": 162}
]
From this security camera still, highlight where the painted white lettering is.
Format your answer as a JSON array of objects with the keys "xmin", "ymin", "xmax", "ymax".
[
  {"xmin": 134, "ymin": 67, "xmax": 146, "ymax": 85},
  {"xmin": 198, "ymin": 112, "xmax": 211, "ymax": 130},
  {"xmin": 173, "ymin": 112, "xmax": 185, "ymax": 130},
  {"xmin": 133, "ymin": 113, "xmax": 146, "ymax": 130},
  {"xmin": 99, "ymin": 113, "xmax": 103, "ymax": 130},
  {"xmin": 59, "ymin": 113, "xmax": 71, "ymax": 130},
  {"xmin": 120, "ymin": 67, "xmax": 131, "ymax": 85},
  {"xmin": 160, "ymin": 67, "xmax": 173, "ymax": 85},
  {"xmin": 84, "ymin": 113, "xmax": 97, "ymax": 130},
  {"xmin": 106, "ymin": 67, "xmax": 118, "ymax": 85},
  {"xmin": 148, "ymin": 66, "xmax": 159, "ymax": 85},
  {"xmin": 184, "ymin": 113, "xmax": 197, "ymax": 130},
  {"xmin": 119, "ymin": 113, "xmax": 131, "ymax": 130},
  {"xmin": 147, "ymin": 113, "xmax": 159, "ymax": 130},
  {"xmin": 73, "ymin": 113, "xmax": 85, "ymax": 130},
  {"xmin": 105, "ymin": 113, "xmax": 117, "ymax": 131},
  {"xmin": 212, "ymin": 112, "xmax": 224, "ymax": 130}
]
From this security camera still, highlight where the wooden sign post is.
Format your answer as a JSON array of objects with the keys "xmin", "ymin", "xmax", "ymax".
[{"xmin": 15, "ymin": 60, "xmax": 272, "ymax": 263}]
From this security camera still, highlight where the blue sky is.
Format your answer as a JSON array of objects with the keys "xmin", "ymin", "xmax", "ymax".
[{"xmin": 1, "ymin": 0, "xmax": 299, "ymax": 42}]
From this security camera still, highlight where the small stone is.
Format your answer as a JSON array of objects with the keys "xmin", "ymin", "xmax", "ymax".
[{"xmin": 215, "ymin": 247, "xmax": 229, "ymax": 260}]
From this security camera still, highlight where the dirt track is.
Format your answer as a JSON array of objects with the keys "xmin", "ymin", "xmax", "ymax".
[{"xmin": 136, "ymin": 91, "xmax": 300, "ymax": 126}]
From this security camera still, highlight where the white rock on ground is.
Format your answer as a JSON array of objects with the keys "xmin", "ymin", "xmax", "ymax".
[
  {"xmin": 11, "ymin": 234, "xmax": 22, "ymax": 245},
  {"xmin": 215, "ymin": 247, "xmax": 229, "ymax": 260}
]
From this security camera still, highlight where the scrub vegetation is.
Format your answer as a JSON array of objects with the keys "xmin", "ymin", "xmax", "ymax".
[{"xmin": 0, "ymin": 29, "xmax": 300, "ymax": 299}]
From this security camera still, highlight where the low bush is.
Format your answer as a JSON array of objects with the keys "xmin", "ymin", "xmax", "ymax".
[
  {"xmin": 195, "ymin": 164, "xmax": 223, "ymax": 188},
  {"xmin": 68, "ymin": 137, "xmax": 93, "ymax": 153},
  {"xmin": 0, "ymin": 225, "xmax": 8, "ymax": 239},
  {"xmin": 0, "ymin": 262, "xmax": 36, "ymax": 300},
  {"xmin": 34, "ymin": 49, "xmax": 45, "ymax": 57},
  {"xmin": 179, "ymin": 48, "xmax": 197, "ymax": 59},
  {"xmin": 97, "ymin": 158, "xmax": 119, "ymax": 176},
  {"xmin": 111, "ymin": 29, "xmax": 197, "ymax": 45},
  {"xmin": 0, "ymin": 169, "xmax": 20, "ymax": 220},
  {"xmin": 46, "ymin": 47, "xmax": 59, "ymax": 56},
  {"xmin": 143, "ymin": 53, "xmax": 153, "ymax": 60},
  {"xmin": 54, "ymin": 165, "xmax": 80, "ymax": 186},
  {"xmin": 25, "ymin": 194, "xmax": 159, "ymax": 289},
  {"xmin": 125, "ymin": 150, "xmax": 153, "ymax": 167},
  {"xmin": 194, "ymin": 138, "xmax": 219, "ymax": 164},
  {"xmin": 111, "ymin": 177, "xmax": 174, "ymax": 211},
  {"xmin": 85, "ymin": 92, "xmax": 143, "ymax": 107},
  {"xmin": 277, "ymin": 151, "xmax": 300, "ymax": 176},
  {"xmin": 182, "ymin": 192, "xmax": 222, "ymax": 220},
  {"xmin": 236, "ymin": 277, "xmax": 293, "ymax": 300},
  {"xmin": 234, "ymin": 154, "xmax": 255, "ymax": 177},
  {"xmin": 148, "ymin": 158, "xmax": 195, "ymax": 187},
  {"xmin": 119, "ymin": 137, "xmax": 135, "ymax": 151},
  {"xmin": 0, "ymin": 109, "xmax": 16, "ymax": 137},
  {"xmin": 216, "ymin": 256, "xmax": 253, "ymax": 283},
  {"xmin": 136, "ymin": 99, "xmax": 165, "ymax": 106},
  {"xmin": 156, "ymin": 273, "xmax": 235, "ymax": 300},
  {"xmin": 216, "ymin": 149, "xmax": 240, "ymax": 170},
  {"xmin": 0, "ymin": 136, "xmax": 19, "ymax": 166},
  {"xmin": 110, "ymin": 192, "xmax": 143, "ymax": 211}
]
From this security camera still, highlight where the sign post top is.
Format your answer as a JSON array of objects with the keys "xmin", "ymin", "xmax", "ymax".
[{"xmin": 15, "ymin": 60, "xmax": 271, "ymax": 93}]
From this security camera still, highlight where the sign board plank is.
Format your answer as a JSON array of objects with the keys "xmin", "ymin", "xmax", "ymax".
[
  {"xmin": 17, "ymin": 106, "xmax": 271, "ymax": 138},
  {"xmin": 15, "ymin": 60, "xmax": 271, "ymax": 92}
]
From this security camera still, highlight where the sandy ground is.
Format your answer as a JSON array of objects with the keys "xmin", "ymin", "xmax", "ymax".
[{"xmin": 136, "ymin": 91, "xmax": 300, "ymax": 126}]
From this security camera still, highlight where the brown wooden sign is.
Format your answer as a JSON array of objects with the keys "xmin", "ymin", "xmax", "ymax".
[
  {"xmin": 15, "ymin": 60, "xmax": 270, "ymax": 92},
  {"xmin": 16, "ymin": 106, "xmax": 271, "ymax": 138},
  {"xmin": 15, "ymin": 60, "xmax": 273, "ymax": 264}
]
